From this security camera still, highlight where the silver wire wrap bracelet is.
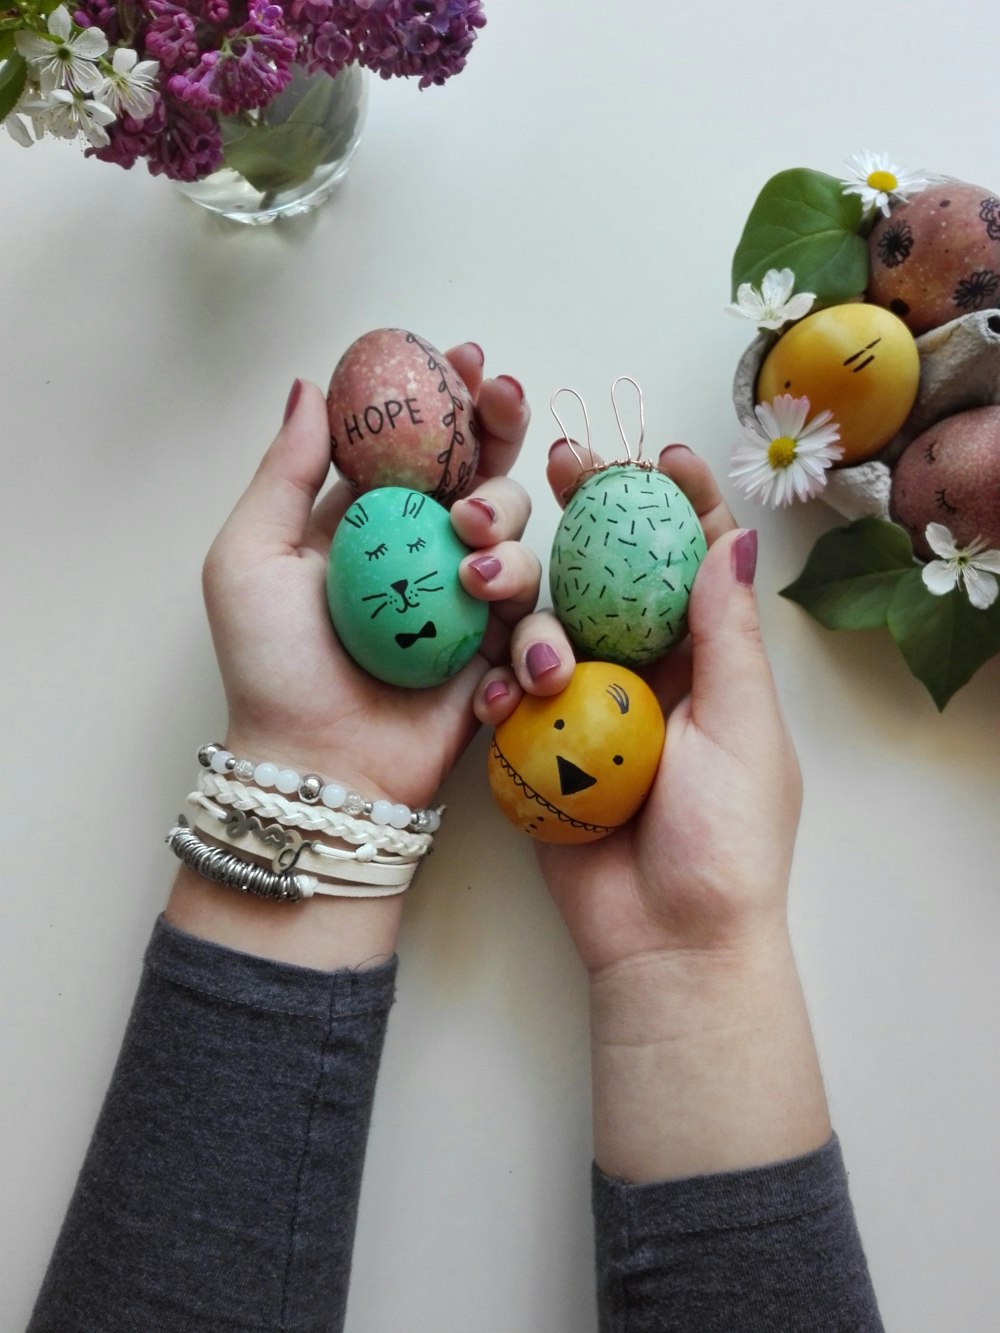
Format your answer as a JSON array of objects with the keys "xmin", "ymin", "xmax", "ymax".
[{"xmin": 166, "ymin": 817, "xmax": 315, "ymax": 902}]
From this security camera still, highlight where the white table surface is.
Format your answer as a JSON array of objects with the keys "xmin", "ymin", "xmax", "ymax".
[{"xmin": 3, "ymin": 1, "xmax": 999, "ymax": 1328}]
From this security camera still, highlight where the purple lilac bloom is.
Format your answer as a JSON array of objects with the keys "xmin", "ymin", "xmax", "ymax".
[{"xmin": 69, "ymin": 0, "xmax": 486, "ymax": 181}]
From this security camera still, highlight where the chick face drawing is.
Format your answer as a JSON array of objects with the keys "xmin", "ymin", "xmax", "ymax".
[
  {"xmin": 488, "ymin": 662, "xmax": 665, "ymax": 844},
  {"xmin": 756, "ymin": 304, "xmax": 920, "ymax": 464}
]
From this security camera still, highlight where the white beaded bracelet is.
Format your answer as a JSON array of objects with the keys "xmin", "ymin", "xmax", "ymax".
[
  {"xmin": 194, "ymin": 775, "xmax": 434, "ymax": 859},
  {"xmin": 198, "ymin": 743, "xmax": 442, "ymax": 834}
]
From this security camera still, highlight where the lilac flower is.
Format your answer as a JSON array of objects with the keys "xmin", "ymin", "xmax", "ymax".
[{"xmin": 5, "ymin": 0, "xmax": 487, "ymax": 182}]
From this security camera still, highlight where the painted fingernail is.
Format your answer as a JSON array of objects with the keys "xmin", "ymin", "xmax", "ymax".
[
  {"xmin": 469, "ymin": 555, "xmax": 502, "ymax": 583},
  {"xmin": 732, "ymin": 529, "xmax": 758, "ymax": 586},
  {"xmin": 484, "ymin": 679, "xmax": 509, "ymax": 706},
  {"xmin": 549, "ymin": 437, "xmax": 578, "ymax": 458},
  {"xmin": 283, "ymin": 378, "xmax": 302, "ymax": 425},
  {"xmin": 465, "ymin": 496, "xmax": 497, "ymax": 524},
  {"xmin": 466, "ymin": 341, "xmax": 485, "ymax": 365},
  {"xmin": 659, "ymin": 442, "xmax": 693, "ymax": 462},
  {"xmin": 526, "ymin": 642, "xmax": 561, "ymax": 680},
  {"xmin": 497, "ymin": 374, "xmax": 525, "ymax": 404}
]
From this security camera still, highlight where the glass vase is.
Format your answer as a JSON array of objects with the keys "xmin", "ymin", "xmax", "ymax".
[{"xmin": 175, "ymin": 62, "xmax": 367, "ymax": 225}]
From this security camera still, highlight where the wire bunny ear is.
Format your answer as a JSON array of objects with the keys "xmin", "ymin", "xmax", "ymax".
[
  {"xmin": 611, "ymin": 376, "xmax": 645, "ymax": 463},
  {"xmin": 549, "ymin": 387, "xmax": 596, "ymax": 474}
]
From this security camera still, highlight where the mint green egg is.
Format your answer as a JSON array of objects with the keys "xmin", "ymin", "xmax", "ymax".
[
  {"xmin": 327, "ymin": 487, "xmax": 487, "ymax": 688},
  {"xmin": 549, "ymin": 465, "xmax": 706, "ymax": 667}
]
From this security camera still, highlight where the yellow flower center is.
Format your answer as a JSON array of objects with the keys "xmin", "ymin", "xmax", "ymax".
[
  {"xmin": 867, "ymin": 169, "xmax": 898, "ymax": 193},
  {"xmin": 767, "ymin": 436, "xmax": 797, "ymax": 470}
]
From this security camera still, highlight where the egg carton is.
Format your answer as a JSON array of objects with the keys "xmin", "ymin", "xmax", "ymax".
[{"xmin": 732, "ymin": 308, "xmax": 1000, "ymax": 525}]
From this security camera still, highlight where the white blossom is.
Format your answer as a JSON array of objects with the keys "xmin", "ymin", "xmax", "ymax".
[
  {"xmin": 921, "ymin": 523, "xmax": 1000, "ymax": 610},
  {"xmin": 14, "ymin": 5, "xmax": 108, "ymax": 95},
  {"xmin": 99, "ymin": 48, "xmax": 160, "ymax": 121},
  {"xmin": 726, "ymin": 268, "xmax": 815, "ymax": 332}
]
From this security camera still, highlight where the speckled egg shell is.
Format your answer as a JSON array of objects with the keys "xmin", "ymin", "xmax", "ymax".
[
  {"xmin": 488, "ymin": 661, "xmax": 665, "ymax": 844},
  {"xmin": 889, "ymin": 405, "xmax": 1000, "ymax": 560},
  {"xmin": 756, "ymin": 304, "xmax": 920, "ymax": 465},
  {"xmin": 326, "ymin": 487, "xmax": 487, "ymax": 689},
  {"xmin": 867, "ymin": 184, "xmax": 1000, "ymax": 336},
  {"xmin": 549, "ymin": 466, "xmax": 706, "ymax": 667},
  {"xmin": 327, "ymin": 329, "xmax": 480, "ymax": 506}
]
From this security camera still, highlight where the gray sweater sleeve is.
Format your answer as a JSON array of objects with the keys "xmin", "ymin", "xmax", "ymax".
[
  {"xmin": 592, "ymin": 1135, "xmax": 884, "ymax": 1332},
  {"xmin": 28, "ymin": 915, "xmax": 396, "ymax": 1333},
  {"xmin": 29, "ymin": 915, "xmax": 881, "ymax": 1332}
]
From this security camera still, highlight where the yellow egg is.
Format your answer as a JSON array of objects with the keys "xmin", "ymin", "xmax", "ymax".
[
  {"xmin": 487, "ymin": 662, "xmax": 665, "ymax": 844},
  {"xmin": 756, "ymin": 304, "xmax": 920, "ymax": 464}
]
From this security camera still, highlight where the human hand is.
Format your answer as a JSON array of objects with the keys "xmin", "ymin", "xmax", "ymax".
[
  {"xmin": 475, "ymin": 442, "xmax": 801, "ymax": 975},
  {"xmin": 203, "ymin": 345, "xmax": 535, "ymax": 812}
]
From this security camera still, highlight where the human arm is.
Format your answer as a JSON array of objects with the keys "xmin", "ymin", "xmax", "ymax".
[
  {"xmin": 29, "ymin": 349, "xmax": 536, "ymax": 1333},
  {"xmin": 475, "ymin": 442, "xmax": 882, "ymax": 1330}
]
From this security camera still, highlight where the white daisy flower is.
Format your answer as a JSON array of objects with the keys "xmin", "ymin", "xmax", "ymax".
[
  {"xmin": 730, "ymin": 394, "xmax": 843, "ymax": 508},
  {"xmin": 726, "ymin": 267, "xmax": 816, "ymax": 332},
  {"xmin": 921, "ymin": 523, "xmax": 1000, "ymax": 610},
  {"xmin": 14, "ymin": 4, "xmax": 108, "ymax": 96},
  {"xmin": 840, "ymin": 150, "xmax": 928, "ymax": 217},
  {"xmin": 99, "ymin": 48, "xmax": 160, "ymax": 121}
]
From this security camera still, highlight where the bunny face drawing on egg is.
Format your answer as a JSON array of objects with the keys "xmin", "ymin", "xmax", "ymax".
[
  {"xmin": 488, "ymin": 661, "xmax": 665, "ymax": 844},
  {"xmin": 326, "ymin": 487, "xmax": 487, "ymax": 689}
]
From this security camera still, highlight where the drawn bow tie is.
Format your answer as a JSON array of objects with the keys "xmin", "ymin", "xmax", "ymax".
[{"xmin": 396, "ymin": 621, "xmax": 437, "ymax": 649}]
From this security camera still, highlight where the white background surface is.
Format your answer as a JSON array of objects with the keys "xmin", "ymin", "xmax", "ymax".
[{"xmin": 3, "ymin": 1, "xmax": 1000, "ymax": 1329}]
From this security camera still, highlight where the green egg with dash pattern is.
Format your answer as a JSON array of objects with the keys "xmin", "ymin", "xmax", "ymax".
[{"xmin": 549, "ymin": 465, "xmax": 706, "ymax": 667}]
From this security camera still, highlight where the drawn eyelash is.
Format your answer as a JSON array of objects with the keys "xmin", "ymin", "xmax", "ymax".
[
  {"xmin": 407, "ymin": 537, "xmax": 427, "ymax": 553},
  {"xmin": 366, "ymin": 543, "xmax": 388, "ymax": 561}
]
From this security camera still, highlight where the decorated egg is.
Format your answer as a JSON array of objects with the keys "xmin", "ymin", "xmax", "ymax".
[
  {"xmin": 326, "ymin": 487, "xmax": 487, "ymax": 689},
  {"xmin": 549, "ymin": 465, "xmax": 706, "ymax": 666},
  {"xmin": 889, "ymin": 406, "xmax": 1000, "ymax": 560},
  {"xmin": 756, "ymin": 304, "xmax": 920, "ymax": 465},
  {"xmin": 488, "ymin": 661, "xmax": 665, "ymax": 844},
  {"xmin": 327, "ymin": 328, "xmax": 480, "ymax": 506},
  {"xmin": 868, "ymin": 183, "xmax": 1000, "ymax": 336}
]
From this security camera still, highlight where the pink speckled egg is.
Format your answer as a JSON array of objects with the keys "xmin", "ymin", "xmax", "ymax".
[
  {"xmin": 890, "ymin": 405, "xmax": 1000, "ymax": 560},
  {"xmin": 868, "ymin": 183, "xmax": 1000, "ymax": 335},
  {"xmin": 327, "ymin": 329, "xmax": 480, "ymax": 506}
]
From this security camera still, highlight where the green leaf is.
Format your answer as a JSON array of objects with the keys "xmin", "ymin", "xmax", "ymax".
[
  {"xmin": 731, "ymin": 168, "xmax": 868, "ymax": 305},
  {"xmin": 0, "ymin": 53, "xmax": 27, "ymax": 123},
  {"xmin": 0, "ymin": 32, "xmax": 17, "ymax": 62},
  {"xmin": 779, "ymin": 518, "xmax": 915, "ymax": 629},
  {"xmin": 222, "ymin": 122, "xmax": 333, "ymax": 194},
  {"xmin": 886, "ymin": 569, "xmax": 1000, "ymax": 709}
]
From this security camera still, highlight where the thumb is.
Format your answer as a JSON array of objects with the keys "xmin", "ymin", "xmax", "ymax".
[
  {"xmin": 686, "ymin": 529, "xmax": 781, "ymax": 744},
  {"xmin": 214, "ymin": 378, "xmax": 332, "ymax": 564}
]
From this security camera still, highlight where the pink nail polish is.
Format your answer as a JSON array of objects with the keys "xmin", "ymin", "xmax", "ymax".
[
  {"xmin": 497, "ymin": 374, "xmax": 525, "ymax": 404},
  {"xmin": 526, "ymin": 642, "xmax": 561, "ymax": 680},
  {"xmin": 283, "ymin": 378, "xmax": 302, "ymax": 425},
  {"xmin": 467, "ymin": 341, "xmax": 485, "ymax": 365},
  {"xmin": 465, "ymin": 496, "xmax": 498, "ymax": 524},
  {"xmin": 484, "ymin": 679, "xmax": 509, "ymax": 705},
  {"xmin": 548, "ymin": 437, "xmax": 577, "ymax": 459},
  {"xmin": 732, "ymin": 529, "xmax": 758, "ymax": 586},
  {"xmin": 469, "ymin": 555, "xmax": 502, "ymax": 583}
]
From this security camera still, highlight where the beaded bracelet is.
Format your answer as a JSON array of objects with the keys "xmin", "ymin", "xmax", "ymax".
[{"xmin": 198, "ymin": 743, "xmax": 442, "ymax": 833}]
